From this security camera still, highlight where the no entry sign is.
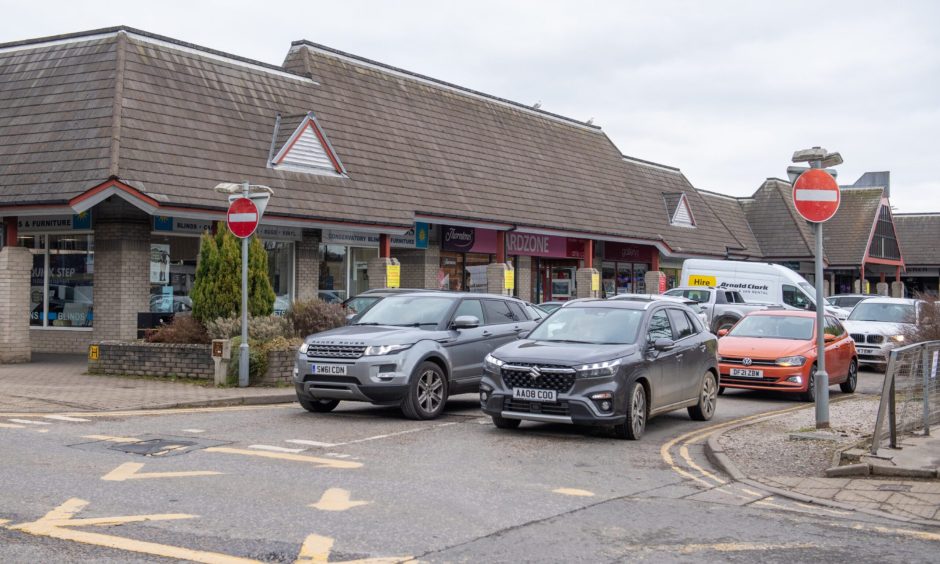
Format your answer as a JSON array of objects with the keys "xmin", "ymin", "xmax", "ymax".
[
  {"xmin": 226, "ymin": 197, "xmax": 260, "ymax": 238},
  {"xmin": 793, "ymin": 169, "xmax": 840, "ymax": 223}
]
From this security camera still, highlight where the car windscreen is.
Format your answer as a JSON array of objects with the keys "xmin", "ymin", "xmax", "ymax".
[
  {"xmin": 527, "ymin": 307, "xmax": 643, "ymax": 345},
  {"xmin": 345, "ymin": 296, "xmax": 381, "ymax": 314},
  {"xmin": 664, "ymin": 289, "xmax": 711, "ymax": 303},
  {"xmin": 728, "ymin": 315, "xmax": 814, "ymax": 340},
  {"xmin": 799, "ymin": 281, "xmax": 833, "ymax": 307},
  {"xmin": 354, "ymin": 296, "xmax": 454, "ymax": 327},
  {"xmin": 848, "ymin": 302, "xmax": 915, "ymax": 324}
]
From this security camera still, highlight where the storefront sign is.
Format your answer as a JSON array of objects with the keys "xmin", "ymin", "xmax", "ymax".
[
  {"xmin": 441, "ymin": 225, "xmax": 497, "ymax": 254},
  {"xmin": 414, "ymin": 222, "xmax": 429, "ymax": 249},
  {"xmin": 323, "ymin": 229, "xmax": 415, "ymax": 248},
  {"xmin": 504, "ymin": 269, "xmax": 515, "ymax": 290},
  {"xmin": 256, "ymin": 225, "xmax": 301, "ymax": 241},
  {"xmin": 604, "ymin": 242, "xmax": 653, "ymax": 262},
  {"xmin": 506, "ymin": 232, "xmax": 576, "ymax": 258},
  {"xmin": 18, "ymin": 212, "xmax": 92, "ymax": 232},
  {"xmin": 153, "ymin": 216, "xmax": 212, "ymax": 234},
  {"xmin": 386, "ymin": 264, "xmax": 401, "ymax": 288}
]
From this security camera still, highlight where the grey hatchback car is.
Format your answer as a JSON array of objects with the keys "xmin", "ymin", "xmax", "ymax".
[
  {"xmin": 480, "ymin": 299, "xmax": 719, "ymax": 439},
  {"xmin": 294, "ymin": 292, "xmax": 538, "ymax": 419}
]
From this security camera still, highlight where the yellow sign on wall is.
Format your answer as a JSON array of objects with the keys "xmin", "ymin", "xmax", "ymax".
[
  {"xmin": 88, "ymin": 345, "xmax": 99, "ymax": 361},
  {"xmin": 504, "ymin": 269, "xmax": 515, "ymax": 290},
  {"xmin": 591, "ymin": 272, "xmax": 600, "ymax": 292},
  {"xmin": 386, "ymin": 264, "xmax": 401, "ymax": 288},
  {"xmin": 688, "ymin": 274, "xmax": 717, "ymax": 287}
]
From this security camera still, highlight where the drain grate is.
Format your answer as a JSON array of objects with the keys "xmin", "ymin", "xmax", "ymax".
[{"xmin": 110, "ymin": 439, "xmax": 199, "ymax": 457}]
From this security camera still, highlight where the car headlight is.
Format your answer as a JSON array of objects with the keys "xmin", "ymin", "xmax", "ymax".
[
  {"xmin": 484, "ymin": 353, "xmax": 505, "ymax": 372},
  {"xmin": 363, "ymin": 344, "xmax": 413, "ymax": 356},
  {"xmin": 299, "ymin": 343, "xmax": 310, "ymax": 354},
  {"xmin": 775, "ymin": 355, "xmax": 806, "ymax": 367},
  {"xmin": 576, "ymin": 358, "xmax": 621, "ymax": 378},
  {"xmin": 890, "ymin": 335, "xmax": 905, "ymax": 343}
]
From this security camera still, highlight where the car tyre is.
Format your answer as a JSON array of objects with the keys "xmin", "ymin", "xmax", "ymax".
[
  {"xmin": 298, "ymin": 396, "xmax": 340, "ymax": 413},
  {"xmin": 688, "ymin": 371, "xmax": 718, "ymax": 421},
  {"xmin": 801, "ymin": 365, "xmax": 817, "ymax": 402},
  {"xmin": 613, "ymin": 381, "xmax": 647, "ymax": 440},
  {"xmin": 491, "ymin": 414, "xmax": 521, "ymax": 429},
  {"xmin": 840, "ymin": 359, "xmax": 858, "ymax": 394},
  {"xmin": 718, "ymin": 385, "xmax": 726, "ymax": 396},
  {"xmin": 713, "ymin": 316, "xmax": 739, "ymax": 334},
  {"xmin": 401, "ymin": 361, "xmax": 449, "ymax": 420}
]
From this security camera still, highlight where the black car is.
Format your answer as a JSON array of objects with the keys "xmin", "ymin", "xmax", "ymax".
[{"xmin": 480, "ymin": 299, "xmax": 719, "ymax": 440}]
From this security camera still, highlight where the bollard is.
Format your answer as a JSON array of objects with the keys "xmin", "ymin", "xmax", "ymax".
[{"xmin": 211, "ymin": 339, "xmax": 232, "ymax": 386}]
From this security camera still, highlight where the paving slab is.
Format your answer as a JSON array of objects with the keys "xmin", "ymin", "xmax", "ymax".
[{"xmin": 0, "ymin": 353, "xmax": 295, "ymax": 413}]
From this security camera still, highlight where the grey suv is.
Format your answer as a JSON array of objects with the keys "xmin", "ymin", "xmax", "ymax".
[
  {"xmin": 294, "ymin": 292, "xmax": 538, "ymax": 419},
  {"xmin": 480, "ymin": 299, "xmax": 719, "ymax": 439}
]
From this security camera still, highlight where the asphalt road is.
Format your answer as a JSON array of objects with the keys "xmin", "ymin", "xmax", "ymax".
[{"xmin": 1, "ymin": 369, "xmax": 937, "ymax": 563}]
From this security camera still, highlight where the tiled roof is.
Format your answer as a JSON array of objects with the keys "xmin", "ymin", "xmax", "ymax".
[
  {"xmin": 697, "ymin": 189, "xmax": 762, "ymax": 258},
  {"xmin": 739, "ymin": 179, "xmax": 817, "ymax": 260},
  {"xmin": 0, "ymin": 26, "xmax": 742, "ymax": 257},
  {"xmin": 823, "ymin": 187, "xmax": 885, "ymax": 266},
  {"xmin": 0, "ymin": 36, "xmax": 116, "ymax": 205},
  {"xmin": 894, "ymin": 214, "xmax": 940, "ymax": 266}
]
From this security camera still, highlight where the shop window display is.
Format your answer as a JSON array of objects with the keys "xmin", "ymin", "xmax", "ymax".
[
  {"xmin": 27, "ymin": 234, "xmax": 94, "ymax": 328},
  {"xmin": 318, "ymin": 244, "xmax": 348, "ymax": 303},
  {"xmin": 265, "ymin": 240, "xmax": 295, "ymax": 314},
  {"xmin": 149, "ymin": 235, "xmax": 199, "ymax": 314}
]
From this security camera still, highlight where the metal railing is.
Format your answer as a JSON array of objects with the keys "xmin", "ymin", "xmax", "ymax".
[{"xmin": 871, "ymin": 340, "xmax": 940, "ymax": 455}]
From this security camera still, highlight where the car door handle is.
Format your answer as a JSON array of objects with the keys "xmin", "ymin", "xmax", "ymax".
[
  {"xmin": 482, "ymin": 331, "xmax": 492, "ymax": 337},
  {"xmin": 676, "ymin": 354, "xmax": 684, "ymax": 360}
]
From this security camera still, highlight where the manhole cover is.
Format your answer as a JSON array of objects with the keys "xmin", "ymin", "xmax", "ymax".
[
  {"xmin": 877, "ymin": 484, "xmax": 913, "ymax": 492},
  {"xmin": 110, "ymin": 438, "xmax": 198, "ymax": 457}
]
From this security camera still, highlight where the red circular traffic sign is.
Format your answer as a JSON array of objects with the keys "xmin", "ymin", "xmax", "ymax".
[
  {"xmin": 793, "ymin": 168, "xmax": 840, "ymax": 223},
  {"xmin": 226, "ymin": 197, "xmax": 260, "ymax": 238}
]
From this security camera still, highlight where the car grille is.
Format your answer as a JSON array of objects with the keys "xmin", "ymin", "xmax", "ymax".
[
  {"xmin": 720, "ymin": 375, "xmax": 783, "ymax": 386},
  {"xmin": 501, "ymin": 364, "xmax": 576, "ymax": 393},
  {"xmin": 719, "ymin": 357, "xmax": 776, "ymax": 366},
  {"xmin": 306, "ymin": 344, "xmax": 366, "ymax": 359},
  {"xmin": 504, "ymin": 397, "xmax": 571, "ymax": 416},
  {"xmin": 302, "ymin": 375, "xmax": 359, "ymax": 384},
  {"xmin": 850, "ymin": 334, "xmax": 885, "ymax": 345}
]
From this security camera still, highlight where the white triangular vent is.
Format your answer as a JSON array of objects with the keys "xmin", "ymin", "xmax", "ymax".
[
  {"xmin": 270, "ymin": 113, "xmax": 346, "ymax": 176},
  {"xmin": 671, "ymin": 194, "xmax": 695, "ymax": 227}
]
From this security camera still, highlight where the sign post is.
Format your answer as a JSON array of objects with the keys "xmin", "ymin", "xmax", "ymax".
[
  {"xmin": 791, "ymin": 152, "xmax": 842, "ymax": 429},
  {"xmin": 225, "ymin": 184, "xmax": 266, "ymax": 388}
]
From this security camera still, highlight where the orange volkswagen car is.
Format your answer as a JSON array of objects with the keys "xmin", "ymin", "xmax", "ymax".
[{"xmin": 717, "ymin": 310, "xmax": 857, "ymax": 401}]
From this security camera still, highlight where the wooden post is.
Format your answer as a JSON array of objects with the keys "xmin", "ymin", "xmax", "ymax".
[{"xmin": 583, "ymin": 240, "xmax": 593, "ymax": 269}]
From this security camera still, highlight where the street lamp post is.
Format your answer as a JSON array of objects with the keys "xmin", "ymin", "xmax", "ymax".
[{"xmin": 214, "ymin": 181, "xmax": 273, "ymax": 388}]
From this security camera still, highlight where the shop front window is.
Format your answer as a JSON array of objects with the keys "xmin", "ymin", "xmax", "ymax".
[
  {"xmin": 617, "ymin": 263, "xmax": 632, "ymax": 294},
  {"xmin": 633, "ymin": 262, "xmax": 648, "ymax": 294},
  {"xmin": 319, "ymin": 244, "xmax": 347, "ymax": 303},
  {"xmin": 465, "ymin": 253, "xmax": 490, "ymax": 293},
  {"xmin": 149, "ymin": 235, "xmax": 199, "ymax": 314},
  {"xmin": 439, "ymin": 251, "xmax": 463, "ymax": 291},
  {"xmin": 602, "ymin": 261, "xmax": 616, "ymax": 297},
  {"xmin": 265, "ymin": 241, "xmax": 295, "ymax": 315},
  {"xmin": 27, "ymin": 234, "xmax": 94, "ymax": 328},
  {"xmin": 350, "ymin": 247, "xmax": 378, "ymax": 297}
]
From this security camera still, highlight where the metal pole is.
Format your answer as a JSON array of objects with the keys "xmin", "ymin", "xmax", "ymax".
[
  {"xmin": 815, "ymin": 222, "xmax": 829, "ymax": 429},
  {"xmin": 239, "ymin": 181, "xmax": 250, "ymax": 388},
  {"xmin": 889, "ymin": 377, "xmax": 897, "ymax": 448},
  {"xmin": 923, "ymin": 347, "xmax": 931, "ymax": 436}
]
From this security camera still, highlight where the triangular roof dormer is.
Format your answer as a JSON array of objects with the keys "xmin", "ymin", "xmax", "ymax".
[
  {"xmin": 269, "ymin": 112, "xmax": 346, "ymax": 176},
  {"xmin": 664, "ymin": 192, "xmax": 696, "ymax": 228}
]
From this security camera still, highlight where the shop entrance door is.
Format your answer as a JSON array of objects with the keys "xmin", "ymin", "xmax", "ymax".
[{"xmin": 540, "ymin": 262, "xmax": 577, "ymax": 301}]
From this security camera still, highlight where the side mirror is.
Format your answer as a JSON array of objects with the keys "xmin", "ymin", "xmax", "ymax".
[
  {"xmin": 452, "ymin": 315, "xmax": 480, "ymax": 329},
  {"xmin": 517, "ymin": 330, "xmax": 530, "ymax": 339},
  {"xmin": 824, "ymin": 333, "xmax": 838, "ymax": 342},
  {"xmin": 653, "ymin": 338, "xmax": 676, "ymax": 351},
  {"xmin": 717, "ymin": 329, "xmax": 729, "ymax": 338}
]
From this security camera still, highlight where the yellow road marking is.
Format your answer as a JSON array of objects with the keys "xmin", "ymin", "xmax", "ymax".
[
  {"xmin": 101, "ymin": 462, "xmax": 223, "ymax": 482},
  {"xmin": 624, "ymin": 541, "xmax": 815, "ymax": 554},
  {"xmin": 678, "ymin": 444, "xmax": 726, "ymax": 486},
  {"xmin": 82, "ymin": 435, "xmax": 142, "ymax": 443},
  {"xmin": 552, "ymin": 488, "xmax": 595, "ymax": 497},
  {"xmin": 203, "ymin": 447, "xmax": 362, "ymax": 469},
  {"xmin": 36, "ymin": 429, "xmax": 50, "ymax": 433},
  {"xmin": 8, "ymin": 498, "xmax": 259, "ymax": 564},
  {"xmin": 309, "ymin": 489, "xmax": 370, "ymax": 511},
  {"xmin": 0, "ymin": 423, "xmax": 26, "ymax": 429},
  {"xmin": 0, "ymin": 519, "xmax": 9, "ymax": 526},
  {"xmin": 294, "ymin": 533, "xmax": 415, "ymax": 564},
  {"xmin": 8, "ymin": 418, "xmax": 50, "ymax": 425},
  {"xmin": 852, "ymin": 524, "xmax": 940, "ymax": 543},
  {"xmin": 0, "ymin": 404, "xmax": 296, "ymax": 419}
]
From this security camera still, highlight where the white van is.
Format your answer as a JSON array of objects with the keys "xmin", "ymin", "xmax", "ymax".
[{"xmin": 679, "ymin": 259, "xmax": 849, "ymax": 320}]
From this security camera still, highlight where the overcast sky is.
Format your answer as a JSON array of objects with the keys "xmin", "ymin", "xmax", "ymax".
[{"xmin": 2, "ymin": 0, "xmax": 938, "ymax": 212}]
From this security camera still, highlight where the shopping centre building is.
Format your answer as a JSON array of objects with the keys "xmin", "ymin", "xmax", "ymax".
[{"xmin": 0, "ymin": 26, "xmax": 929, "ymax": 361}]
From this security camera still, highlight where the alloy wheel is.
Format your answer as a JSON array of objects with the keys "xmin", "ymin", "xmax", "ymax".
[
  {"xmin": 631, "ymin": 385, "xmax": 647, "ymax": 437},
  {"xmin": 417, "ymin": 369, "xmax": 445, "ymax": 413},
  {"xmin": 701, "ymin": 374, "xmax": 717, "ymax": 418}
]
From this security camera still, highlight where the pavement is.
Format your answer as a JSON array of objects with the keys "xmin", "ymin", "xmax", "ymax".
[
  {"xmin": 0, "ymin": 353, "xmax": 295, "ymax": 413},
  {"xmin": 707, "ymin": 393, "xmax": 940, "ymax": 527}
]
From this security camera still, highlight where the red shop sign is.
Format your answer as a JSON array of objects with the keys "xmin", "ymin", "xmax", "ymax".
[
  {"xmin": 604, "ymin": 242, "xmax": 653, "ymax": 263},
  {"xmin": 507, "ymin": 232, "xmax": 581, "ymax": 258}
]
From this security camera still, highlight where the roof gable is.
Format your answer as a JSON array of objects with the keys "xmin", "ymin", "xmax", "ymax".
[
  {"xmin": 741, "ymin": 179, "xmax": 816, "ymax": 259},
  {"xmin": 270, "ymin": 112, "xmax": 346, "ymax": 176},
  {"xmin": 663, "ymin": 192, "xmax": 695, "ymax": 227},
  {"xmin": 822, "ymin": 187, "xmax": 886, "ymax": 265}
]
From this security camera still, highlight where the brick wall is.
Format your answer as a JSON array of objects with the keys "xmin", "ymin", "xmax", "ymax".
[
  {"xmin": 295, "ymin": 230, "xmax": 320, "ymax": 300},
  {"xmin": 0, "ymin": 246, "xmax": 32, "ymax": 362},
  {"xmin": 31, "ymin": 329, "xmax": 94, "ymax": 354},
  {"xmin": 93, "ymin": 200, "xmax": 151, "ymax": 341},
  {"xmin": 515, "ymin": 256, "xmax": 532, "ymax": 302},
  {"xmin": 394, "ymin": 246, "xmax": 440, "ymax": 289},
  {"xmin": 88, "ymin": 341, "xmax": 214, "ymax": 379},
  {"xmin": 258, "ymin": 349, "xmax": 294, "ymax": 386}
]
